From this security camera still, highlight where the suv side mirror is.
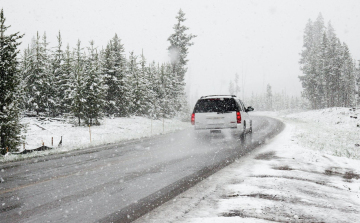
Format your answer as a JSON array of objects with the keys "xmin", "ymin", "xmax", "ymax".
[{"xmin": 245, "ymin": 106, "xmax": 254, "ymax": 112}]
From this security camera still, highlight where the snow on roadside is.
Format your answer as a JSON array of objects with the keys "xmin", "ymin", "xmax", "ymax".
[
  {"xmin": 0, "ymin": 116, "xmax": 191, "ymax": 162},
  {"xmin": 135, "ymin": 109, "xmax": 360, "ymax": 223},
  {"xmin": 263, "ymin": 108, "xmax": 360, "ymax": 160}
]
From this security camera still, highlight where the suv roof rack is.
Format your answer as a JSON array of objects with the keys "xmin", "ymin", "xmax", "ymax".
[{"xmin": 200, "ymin": 95, "xmax": 237, "ymax": 99}]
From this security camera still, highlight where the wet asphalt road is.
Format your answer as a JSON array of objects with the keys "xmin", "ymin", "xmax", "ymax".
[{"xmin": 0, "ymin": 116, "xmax": 283, "ymax": 223}]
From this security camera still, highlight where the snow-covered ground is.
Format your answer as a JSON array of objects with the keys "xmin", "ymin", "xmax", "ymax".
[
  {"xmin": 2, "ymin": 108, "xmax": 360, "ymax": 222},
  {"xmin": 135, "ymin": 108, "xmax": 360, "ymax": 222},
  {"xmin": 0, "ymin": 116, "xmax": 190, "ymax": 162}
]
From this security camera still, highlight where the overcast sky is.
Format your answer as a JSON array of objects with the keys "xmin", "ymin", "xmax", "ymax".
[{"xmin": 3, "ymin": 0, "xmax": 360, "ymax": 106}]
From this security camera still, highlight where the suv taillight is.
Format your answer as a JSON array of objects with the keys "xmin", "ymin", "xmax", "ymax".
[
  {"xmin": 236, "ymin": 111, "xmax": 241, "ymax": 123},
  {"xmin": 191, "ymin": 113, "xmax": 195, "ymax": 125}
]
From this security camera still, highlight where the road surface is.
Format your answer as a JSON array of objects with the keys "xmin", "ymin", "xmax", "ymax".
[{"xmin": 0, "ymin": 116, "xmax": 283, "ymax": 223}]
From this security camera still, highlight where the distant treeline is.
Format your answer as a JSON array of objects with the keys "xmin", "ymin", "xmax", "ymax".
[
  {"xmin": 246, "ymin": 84, "xmax": 309, "ymax": 111},
  {"xmin": 299, "ymin": 13, "xmax": 360, "ymax": 109}
]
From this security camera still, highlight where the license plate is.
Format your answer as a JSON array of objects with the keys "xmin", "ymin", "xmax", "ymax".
[
  {"xmin": 207, "ymin": 117, "xmax": 224, "ymax": 124},
  {"xmin": 210, "ymin": 130, "xmax": 221, "ymax": 133}
]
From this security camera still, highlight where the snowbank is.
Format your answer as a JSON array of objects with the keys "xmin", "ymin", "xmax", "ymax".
[{"xmin": 263, "ymin": 108, "xmax": 360, "ymax": 160}]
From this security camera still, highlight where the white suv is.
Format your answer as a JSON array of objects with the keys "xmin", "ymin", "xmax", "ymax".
[{"xmin": 191, "ymin": 95, "xmax": 254, "ymax": 135}]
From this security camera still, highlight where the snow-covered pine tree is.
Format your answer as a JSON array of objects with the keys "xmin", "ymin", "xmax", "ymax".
[
  {"xmin": 19, "ymin": 45, "xmax": 31, "ymax": 111},
  {"xmin": 299, "ymin": 15, "xmax": 325, "ymax": 109},
  {"xmin": 147, "ymin": 61, "xmax": 161, "ymax": 119},
  {"xmin": 326, "ymin": 22, "xmax": 341, "ymax": 107},
  {"xmin": 0, "ymin": 9, "xmax": 24, "ymax": 152},
  {"xmin": 266, "ymin": 84, "xmax": 273, "ymax": 111},
  {"xmin": 25, "ymin": 32, "xmax": 52, "ymax": 115},
  {"xmin": 299, "ymin": 19, "xmax": 316, "ymax": 108},
  {"xmin": 102, "ymin": 40, "xmax": 116, "ymax": 115},
  {"xmin": 167, "ymin": 9, "xmax": 196, "ymax": 82},
  {"xmin": 234, "ymin": 73, "xmax": 240, "ymax": 97},
  {"xmin": 41, "ymin": 32, "xmax": 56, "ymax": 116},
  {"xmin": 158, "ymin": 63, "xmax": 171, "ymax": 118},
  {"xmin": 82, "ymin": 41, "xmax": 105, "ymax": 125},
  {"xmin": 167, "ymin": 9, "xmax": 196, "ymax": 117},
  {"xmin": 340, "ymin": 43, "xmax": 356, "ymax": 107},
  {"xmin": 127, "ymin": 51, "xmax": 142, "ymax": 116},
  {"xmin": 138, "ymin": 50, "xmax": 152, "ymax": 116},
  {"xmin": 356, "ymin": 62, "xmax": 360, "ymax": 107},
  {"xmin": 102, "ymin": 34, "xmax": 128, "ymax": 116},
  {"xmin": 112, "ymin": 34, "xmax": 130, "ymax": 117},
  {"xmin": 61, "ymin": 44, "xmax": 74, "ymax": 114},
  {"xmin": 318, "ymin": 32, "xmax": 328, "ymax": 108},
  {"xmin": 68, "ymin": 40, "xmax": 85, "ymax": 125},
  {"xmin": 51, "ymin": 31, "xmax": 67, "ymax": 116}
]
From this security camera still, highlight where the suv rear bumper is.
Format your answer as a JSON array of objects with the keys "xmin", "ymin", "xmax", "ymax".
[{"xmin": 194, "ymin": 124, "xmax": 244, "ymax": 133}]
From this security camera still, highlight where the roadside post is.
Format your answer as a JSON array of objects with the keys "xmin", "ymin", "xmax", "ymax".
[{"xmin": 89, "ymin": 124, "xmax": 91, "ymax": 142}]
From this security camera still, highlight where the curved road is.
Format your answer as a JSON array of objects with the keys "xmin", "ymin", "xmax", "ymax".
[{"xmin": 0, "ymin": 116, "xmax": 283, "ymax": 223}]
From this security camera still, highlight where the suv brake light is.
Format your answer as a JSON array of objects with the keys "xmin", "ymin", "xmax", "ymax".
[
  {"xmin": 236, "ymin": 111, "xmax": 241, "ymax": 123},
  {"xmin": 191, "ymin": 113, "xmax": 195, "ymax": 125}
]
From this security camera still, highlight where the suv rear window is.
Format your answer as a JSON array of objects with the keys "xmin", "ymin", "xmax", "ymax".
[{"xmin": 193, "ymin": 98, "xmax": 239, "ymax": 113}]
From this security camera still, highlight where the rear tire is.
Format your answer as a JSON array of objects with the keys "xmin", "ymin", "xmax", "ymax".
[
  {"xmin": 249, "ymin": 120, "xmax": 253, "ymax": 133},
  {"xmin": 240, "ymin": 121, "xmax": 246, "ymax": 138},
  {"xmin": 240, "ymin": 122, "xmax": 246, "ymax": 141}
]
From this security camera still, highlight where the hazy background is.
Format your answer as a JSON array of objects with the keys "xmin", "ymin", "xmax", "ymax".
[{"xmin": 3, "ymin": 0, "xmax": 360, "ymax": 107}]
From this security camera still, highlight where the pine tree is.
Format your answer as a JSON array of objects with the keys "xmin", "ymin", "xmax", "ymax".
[
  {"xmin": 68, "ymin": 40, "xmax": 85, "ymax": 125},
  {"xmin": 25, "ymin": 32, "xmax": 51, "ymax": 115},
  {"xmin": 266, "ymin": 84, "xmax": 273, "ymax": 110},
  {"xmin": 52, "ymin": 31, "xmax": 67, "ymax": 115},
  {"xmin": 0, "ymin": 9, "xmax": 24, "ymax": 152},
  {"xmin": 299, "ymin": 19, "xmax": 316, "ymax": 108},
  {"xmin": 167, "ymin": 9, "xmax": 196, "ymax": 117},
  {"xmin": 82, "ymin": 41, "xmax": 105, "ymax": 125},
  {"xmin": 340, "ymin": 43, "xmax": 355, "ymax": 107},
  {"xmin": 102, "ymin": 34, "xmax": 128, "ymax": 116},
  {"xmin": 158, "ymin": 63, "xmax": 173, "ymax": 118},
  {"xmin": 147, "ymin": 61, "xmax": 161, "ymax": 119},
  {"xmin": 112, "ymin": 35, "xmax": 130, "ymax": 117},
  {"xmin": 41, "ymin": 32, "xmax": 56, "ymax": 116},
  {"xmin": 102, "ymin": 40, "xmax": 116, "ymax": 115},
  {"xmin": 19, "ymin": 46, "xmax": 31, "ymax": 111},
  {"xmin": 127, "ymin": 51, "xmax": 142, "ymax": 115},
  {"xmin": 168, "ymin": 9, "xmax": 196, "ymax": 82},
  {"xmin": 62, "ymin": 43, "xmax": 74, "ymax": 114},
  {"xmin": 138, "ymin": 51, "xmax": 151, "ymax": 116}
]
